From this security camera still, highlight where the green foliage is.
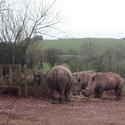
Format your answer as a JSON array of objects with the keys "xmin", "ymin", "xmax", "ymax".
[
  {"xmin": 23, "ymin": 64, "xmax": 27, "ymax": 70},
  {"xmin": 27, "ymin": 45, "xmax": 43, "ymax": 68},
  {"xmin": 34, "ymin": 38, "xmax": 125, "ymax": 52},
  {"xmin": 42, "ymin": 62, "xmax": 51, "ymax": 72},
  {"xmin": 29, "ymin": 38, "xmax": 125, "ymax": 78},
  {"xmin": 0, "ymin": 42, "xmax": 26, "ymax": 65},
  {"xmin": 44, "ymin": 48, "xmax": 60, "ymax": 67}
]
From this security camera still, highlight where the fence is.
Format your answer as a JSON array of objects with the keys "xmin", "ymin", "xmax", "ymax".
[{"xmin": 0, "ymin": 64, "xmax": 22, "ymax": 96}]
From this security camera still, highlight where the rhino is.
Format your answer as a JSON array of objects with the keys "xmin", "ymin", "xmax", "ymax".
[
  {"xmin": 72, "ymin": 71, "xmax": 96, "ymax": 95},
  {"xmin": 84, "ymin": 72, "xmax": 123, "ymax": 100},
  {"xmin": 44, "ymin": 65, "xmax": 73, "ymax": 103}
]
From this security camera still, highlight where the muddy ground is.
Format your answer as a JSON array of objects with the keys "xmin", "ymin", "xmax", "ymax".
[{"xmin": 0, "ymin": 94, "xmax": 125, "ymax": 125}]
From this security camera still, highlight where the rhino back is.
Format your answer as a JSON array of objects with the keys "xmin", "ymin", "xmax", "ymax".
[
  {"xmin": 46, "ymin": 66, "xmax": 73, "ymax": 90},
  {"xmin": 104, "ymin": 72, "xmax": 123, "ymax": 90},
  {"xmin": 92, "ymin": 72, "xmax": 123, "ymax": 90}
]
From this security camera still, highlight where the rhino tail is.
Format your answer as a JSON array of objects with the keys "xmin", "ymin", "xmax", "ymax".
[{"xmin": 117, "ymin": 78, "xmax": 123, "ymax": 99}]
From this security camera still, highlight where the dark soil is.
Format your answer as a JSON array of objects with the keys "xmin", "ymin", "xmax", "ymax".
[{"xmin": 0, "ymin": 93, "xmax": 124, "ymax": 125}]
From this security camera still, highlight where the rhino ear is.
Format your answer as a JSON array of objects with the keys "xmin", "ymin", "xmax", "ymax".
[
  {"xmin": 73, "ymin": 73, "xmax": 77, "ymax": 78},
  {"xmin": 78, "ymin": 79, "xmax": 80, "ymax": 82}
]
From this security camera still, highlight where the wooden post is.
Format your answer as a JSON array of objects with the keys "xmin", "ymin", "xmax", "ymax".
[
  {"xmin": 0, "ymin": 65, "xmax": 3, "ymax": 85},
  {"xmin": 18, "ymin": 65, "xmax": 21, "ymax": 84},
  {"xmin": 18, "ymin": 65, "xmax": 22, "ymax": 97},
  {"xmin": 18, "ymin": 86, "xmax": 22, "ymax": 97},
  {"xmin": 9, "ymin": 65, "xmax": 13, "ymax": 86},
  {"xmin": 24, "ymin": 70, "xmax": 28, "ymax": 96}
]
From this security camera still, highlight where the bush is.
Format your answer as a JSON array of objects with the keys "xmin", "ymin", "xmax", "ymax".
[{"xmin": 42, "ymin": 62, "xmax": 51, "ymax": 72}]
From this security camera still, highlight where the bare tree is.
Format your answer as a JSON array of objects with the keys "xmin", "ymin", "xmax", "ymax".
[
  {"xmin": 0, "ymin": 0, "xmax": 60, "ymax": 64},
  {"xmin": 0, "ymin": 0, "xmax": 60, "ymax": 43}
]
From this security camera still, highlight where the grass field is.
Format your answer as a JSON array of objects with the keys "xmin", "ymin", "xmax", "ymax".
[{"xmin": 34, "ymin": 38, "xmax": 125, "ymax": 52}]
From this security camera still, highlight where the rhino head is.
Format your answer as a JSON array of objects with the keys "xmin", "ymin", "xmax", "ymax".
[
  {"xmin": 83, "ymin": 77, "xmax": 96, "ymax": 97},
  {"xmin": 72, "ymin": 73, "xmax": 81, "ymax": 95}
]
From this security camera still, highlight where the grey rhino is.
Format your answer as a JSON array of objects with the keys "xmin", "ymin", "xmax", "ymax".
[
  {"xmin": 84, "ymin": 72, "xmax": 123, "ymax": 100},
  {"xmin": 72, "ymin": 71, "xmax": 95, "ymax": 95},
  {"xmin": 44, "ymin": 65, "xmax": 73, "ymax": 103}
]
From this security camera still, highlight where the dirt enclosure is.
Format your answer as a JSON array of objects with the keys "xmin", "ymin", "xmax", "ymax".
[{"xmin": 0, "ymin": 94, "xmax": 125, "ymax": 125}]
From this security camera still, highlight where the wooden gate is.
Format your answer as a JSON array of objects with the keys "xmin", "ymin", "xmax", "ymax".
[{"xmin": 0, "ymin": 64, "xmax": 22, "ymax": 96}]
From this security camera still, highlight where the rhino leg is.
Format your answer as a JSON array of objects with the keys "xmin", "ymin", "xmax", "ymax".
[
  {"xmin": 94, "ymin": 87, "xmax": 104, "ymax": 98},
  {"xmin": 59, "ymin": 89, "xmax": 65, "ymax": 103},
  {"xmin": 117, "ymin": 82, "xmax": 123, "ymax": 100},
  {"xmin": 50, "ymin": 89, "xmax": 56, "ymax": 101},
  {"xmin": 115, "ymin": 88, "xmax": 122, "ymax": 100},
  {"xmin": 65, "ymin": 89, "xmax": 71, "ymax": 102}
]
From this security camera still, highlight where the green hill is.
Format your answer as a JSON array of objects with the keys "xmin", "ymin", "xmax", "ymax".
[{"xmin": 33, "ymin": 38, "xmax": 125, "ymax": 52}]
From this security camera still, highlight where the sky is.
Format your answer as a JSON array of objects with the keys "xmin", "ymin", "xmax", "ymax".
[{"xmin": 51, "ymin": 0, "xmax": 125, "ymax": 39}]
